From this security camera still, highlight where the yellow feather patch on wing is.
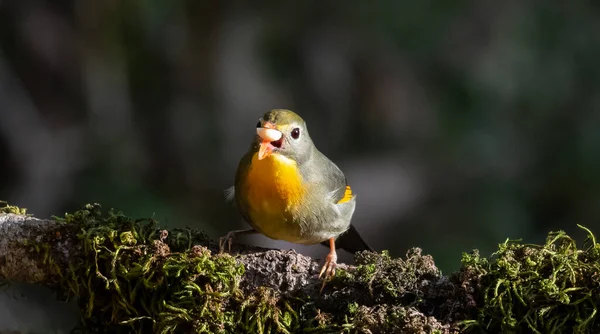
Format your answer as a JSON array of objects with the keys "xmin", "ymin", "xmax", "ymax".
[{"xmin": 337, "ymin": 185, "xmax": 354, "ymax": 204}]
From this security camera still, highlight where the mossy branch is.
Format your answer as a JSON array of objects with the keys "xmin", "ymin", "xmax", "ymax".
[{"xmin": 1, "ymin": 201, "xmax": 600, "ymax": 333}]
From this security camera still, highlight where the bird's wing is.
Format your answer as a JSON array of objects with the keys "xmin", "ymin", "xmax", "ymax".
[
  {"xmin": 319, "ymin": 157, "xmax": 352, "ymax": 204},
  {"xmin": 314, "ymin": 154, "xmax": 372, "ymax": 253}
]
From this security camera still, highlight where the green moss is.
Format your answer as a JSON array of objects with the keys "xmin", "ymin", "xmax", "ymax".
[
  {"xmin": 237, "ymin": 287, "xmax": 302, "ymax": 333},
  {"xmin": 329, "ymin": 227, "xmax": 600, "ymax": 333},
  {"xmin": 46, "ymin": 203, "xmax": 246, "ymax": 333},
  {"xmin": 48, "ymin": 202, "xmax": 455, "ymax": 333},
  {"xmin": 32, "ymin": 203, "xmax": 319, "ymax": 333},
  {"xmin": 329, "ymin": 248, "xmax": 455, "ymax": 333},
  {"xmin": 460, "ymin": 225, "xmax": 600, "ymax": 333},
  {"xmin": 341, "ymin": 304, "xmax": 449, "ymax": 333},
  {"xmin": 0, "ymin": 200, "xmax": 28, "ymax": 215},
  {"xmin": 352, "ymin": 249, "xmax": 440, "ymax": 301},
  {"xmin": 10, "ymin": 200, "xmax": 600, "ymax": 333}
]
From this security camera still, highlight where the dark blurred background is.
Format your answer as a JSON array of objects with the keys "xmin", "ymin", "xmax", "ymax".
[{"xmin": 2, "ymin": 1, "xmax": 600, "ymax": 276}]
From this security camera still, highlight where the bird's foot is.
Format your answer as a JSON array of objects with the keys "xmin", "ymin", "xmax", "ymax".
[
  {"xmin": 218, "ymin": 228, "xmax": 257, "ymax": 254},
  {"xmin": 218, "ymin": 231, "xmax": 237, "ymax": 254},
  {"xmin": 319, "ymin": 250, "xmax": 337, "ymax": 293}
]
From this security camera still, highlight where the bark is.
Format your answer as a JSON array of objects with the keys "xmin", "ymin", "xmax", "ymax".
[{"xmin": 0, "ymin": 214, "xmax": 80, "ymax": 285}]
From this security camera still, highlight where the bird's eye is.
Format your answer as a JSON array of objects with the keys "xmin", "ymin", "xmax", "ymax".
[
  {"xmin": 291, "ymin": 127, "xmax": 300, "ymax": 139},
  {"xmin": 256, "ymin": 120, "xmax": 261, "ymax": 128}
]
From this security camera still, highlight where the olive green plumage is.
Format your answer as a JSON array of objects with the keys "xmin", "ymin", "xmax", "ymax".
[{"xmin": 227, "ymin": 109, "xmax": 370, "ymax": 253}]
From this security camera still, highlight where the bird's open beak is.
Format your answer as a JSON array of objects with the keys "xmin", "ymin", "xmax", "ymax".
[{"xmin": 257, "ymin": 123, "xmax": 282, "ymax": 160}]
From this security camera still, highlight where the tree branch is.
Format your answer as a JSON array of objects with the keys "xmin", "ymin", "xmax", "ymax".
[
  {"xmin": 0, "ymin": 206, "xmax": 466, "ymax": 333},
  {"xmin": 0, "ymin": 213, "xmax": 80, "ymax": 285},
  {"xmin": 2, "ymin": 203, "xmax": 599, "ymax": 333}
]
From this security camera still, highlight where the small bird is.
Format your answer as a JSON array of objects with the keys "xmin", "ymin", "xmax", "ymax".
[{"xmin": 222, "ymin": 109, "xmax": 371, "ymax": 288}]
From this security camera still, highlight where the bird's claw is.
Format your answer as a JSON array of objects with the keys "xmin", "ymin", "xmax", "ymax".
[
  {"xmin": 319, "ymin": 251, "xmax": 337, "ymax": 293},
  {"xmin": 218, "ymin": 228, "xmax": 257, "ymax": 254},
  {"xmin": 218, "ymin": 231, "xmax": 236, "ymax": 254}
]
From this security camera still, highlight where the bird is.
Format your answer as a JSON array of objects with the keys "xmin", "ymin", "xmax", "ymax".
[{"xmin": 221, "ymin": 109, "xmax": 371, "ymax": 289}]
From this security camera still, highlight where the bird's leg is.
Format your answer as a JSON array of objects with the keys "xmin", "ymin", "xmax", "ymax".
[
  {"xmin": 219, "ymin": 228, "xmax": 258, "ymax": 253},
  {"xmin": 319, "ymin": 237, "xmax": 338, "ymax": 292}
]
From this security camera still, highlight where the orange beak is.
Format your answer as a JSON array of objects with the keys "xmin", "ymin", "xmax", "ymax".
[{"xmin": 256, "ymin": 122, "xmax": 282, "ymax": 160}]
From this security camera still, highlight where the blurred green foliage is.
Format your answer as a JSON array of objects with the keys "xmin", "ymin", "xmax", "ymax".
[{"xmin": 0, "ymin": 1, "xmax": 599, "ymax": 275}]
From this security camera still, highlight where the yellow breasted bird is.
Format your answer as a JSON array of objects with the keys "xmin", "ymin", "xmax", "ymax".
[{"xmin": 222, "ymin": 109, "xmax": 371, "ymax": 287}]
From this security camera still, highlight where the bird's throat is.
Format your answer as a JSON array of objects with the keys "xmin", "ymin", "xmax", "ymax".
[{"xmin": 245, "ymin": 152, "xmax": 305, "ymax": 224}]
